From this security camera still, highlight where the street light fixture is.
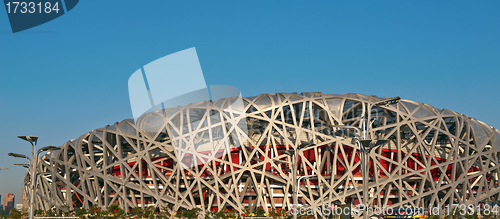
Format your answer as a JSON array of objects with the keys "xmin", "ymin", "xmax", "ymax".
[
  {"xmin": 38, "ymin": 146, "xmax": 60, "ymax": 153},
  {"xmin": 9, "ymin": 136, "xmax": 59, "ymax": 219},
  {"xmin": 17, "ymin": 135, "xmax": 39, "ymax": 143},
  {"xmin": 8, "ymin": 153, "xmax": 31, "ymax": 161},
  {"xmin": 14, "ymin": 164, "xmax": 30, "ymax": 169},
  {"xmin": 372, "ymin": 96, "xmax": 401, "ymax": 107},
  {"xmin": 364, "ymin": 97, "xmax": 401, "ymax": 140}
]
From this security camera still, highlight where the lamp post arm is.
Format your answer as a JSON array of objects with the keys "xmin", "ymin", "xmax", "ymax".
[
  {"xmin": 296, "ymin": 140, "xmax": 336, "ymax": 154},
  {"xmin": 296, "ymin": 175, "xmax": 315, "ymax": 200},
  {"xmin": 8, "ymin": 153, "xmax": 32, "ymax": 165},
  {"xmin": 37, "ymin": 146, "xmax": 60, "ymax": 155}
]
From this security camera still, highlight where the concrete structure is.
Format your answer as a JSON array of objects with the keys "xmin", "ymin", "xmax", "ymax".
[
  {"xmin": 3, "ymin": 193, "xmax": 15, "ymax": 214},
  {"xmin": 28, "ymin": 92, "xmax": 500, "ymax": 217}
]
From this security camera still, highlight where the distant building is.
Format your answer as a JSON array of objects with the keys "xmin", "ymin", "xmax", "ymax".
[
  {"xmin": 2, "ymin": 193, "xmax": 14, "ymax": 214},
  {"xmin": 21, "ymin": 188, "xmax": 28, "ymax": 213},
  {"xmin": 15, "ymin": 204, "xmax": 22, "ymax": 211}
]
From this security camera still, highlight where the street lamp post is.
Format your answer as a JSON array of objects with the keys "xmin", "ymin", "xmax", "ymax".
[
  {"xmin": 356, "ymin": 139, "xmax": 388, "ymax": 219},
  {"xmin": 334, "ymin": 126, "xmax": 374, "ymax": 218},
  {"xmin": 360, "ymin": 97, "xmax": 400, "ymax": 219},
  {"xmin": 32, "ymin": 172, "xmax": 51, "ymax": 213},
  {"xmin": 15, "ymin": 164, "xmax": 50, "ymax": 217},
  {"xmin": 8, "ymin": 136, "xmax": 59, "ymax": 219},
  {"xmin": 273, "ymin": 145, "xmax": 301, "ymax": 219},
  {"xmin": 333, "ymin": 97, "xmax": 400, "ymax": 219},
  {"xmin": 14, "ymin": 165, "xmax": 50, "ymax": 192},
  {"xmin": 274, "ymin": 97, "xmax": 400, "ymax": 219},
  {"xmin": 276, "ymin": 142, "xmax": 333, "ymax": 219}
]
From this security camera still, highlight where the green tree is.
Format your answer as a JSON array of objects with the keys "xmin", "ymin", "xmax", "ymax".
[
  {"xmin": 213, "ymin": 208, "xmax": 237, "ymax": 219},
  {"xmin": 95, "ymin": 209, "xmax": 109, "ymax": 219},
  {"xmin": 7, "ymin": 208, "xmax": 21, "ymax": 219},
  {"xmin": 183, "ymin": 208, "xmax": 202, "ymax": 218},
  {"xmin": 89, "ymin": 204, "xmax": 101, "ymax": 215},
  {"xmin": 33, "ymin": 209, "xmax": 44, "ymax": 217},
  {"xmin": 20, "ymin": 208, "xmax": 28, "ymax": 219},
  {"xmin": 426, "ymin": 211, "xmax": 440, "ymax": 219},
  {"xmin": 144, "ymin": 206, "xmax": 157, "ymax": 219},
  {"xmin": 175, "ymin": 209, "xmax": 185, "ymax": 218},
  {"xmin": 204, "ymin": 210, "xmax": 216, "ymax": 219},
  {"xmin": 45, "ymin": 208, "xmax": 56, "ymax": 217},
  {"xmin": 130, "ymin": 207, "xmax": 143, "ymax": 219},
  {"xmin": 59, "ymin": 205, "xmax": 71, "ymax": 216},
  {"xmin": 159, "ymin": 206, "xmax": 172, "ymax": 219},
  {"xmin": 74, "ymin": 207, "xmax": 88, "ymax": 217},
  {"xmin": 107, "ymin": 204, "xmax": 125, "ymax": 219},
  {"xmin": 254, "ymin": 206, "xmax": 265, "ymax": 217}
]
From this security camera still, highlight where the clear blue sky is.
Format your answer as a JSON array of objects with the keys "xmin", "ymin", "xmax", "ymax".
[{"xmin": 0, "ymin": 0, "xmax": 499, "ymax": 205}]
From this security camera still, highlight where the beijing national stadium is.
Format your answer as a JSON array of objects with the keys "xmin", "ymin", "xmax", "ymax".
[{"xmin": 29, "ymin": 92, "xmax": 500, "ymax": 217}]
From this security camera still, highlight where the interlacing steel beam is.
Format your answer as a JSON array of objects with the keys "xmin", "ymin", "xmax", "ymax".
[{"xmin": 29, "ymin": 92, "xmax": 500, "ymax": 219}]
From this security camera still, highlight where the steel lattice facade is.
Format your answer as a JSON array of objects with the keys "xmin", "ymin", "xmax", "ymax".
[{"xmin": 31, "ymin": 92, "xmax": 500, "ymax": 217}]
